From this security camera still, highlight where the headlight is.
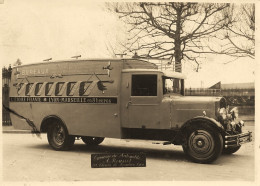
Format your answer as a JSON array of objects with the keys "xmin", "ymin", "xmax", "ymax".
[
  {"xmin": 218, "ymin": 107, "xmax": 227, "ymax": 120},
  {"xmin": 230, "ymin": 107, "xmax": 239, "ymax": 119},
  {"xmin": 215, "ymin": 97, "xmax": 227, "ymax": 119},
  {"xmin": 239, "ymin": 120, "xmax": 245, "ymax": 126},
  {"xmin": 220, "ymin": 97, "xmax": 227, "ymax": 108},
  {"xmin": 217, "ymin": 106, "xmax": 240, "ymax": 125}
]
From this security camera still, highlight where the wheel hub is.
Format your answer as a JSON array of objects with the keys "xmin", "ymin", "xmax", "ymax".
[
  {"xmin": 188, "ymin": 130, "xmax": 215, "ymax": 158},
  {"xmin": 53, "ymin": 125, "xmax": 65, "ymax": 145},
  {"xmin": 196, "ymin": 140, "xmax": 204, "ymax": 147}
]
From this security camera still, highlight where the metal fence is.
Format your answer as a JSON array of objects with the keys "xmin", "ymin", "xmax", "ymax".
[
  {"xmin": 185, "ymin": 88, "xmax": 255, "ymax": 106},
  {"xmin": 185, "ymin": 88, "xmax": 221, "ymax": 96},
  {"xmin": 185, "ymin": 88, "xmax": 255, "ymax": 96},
  {"xmin": 2, "ymin": 66, "xmax": 12, "ymax": 126}
]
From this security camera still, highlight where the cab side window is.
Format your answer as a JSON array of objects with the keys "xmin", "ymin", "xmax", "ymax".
[{"xmin": 131, "ymin": 75, "xmax": 157, "ymax": 96}]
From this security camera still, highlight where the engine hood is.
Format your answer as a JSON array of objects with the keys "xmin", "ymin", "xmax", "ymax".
[{"xmin": 162, "ymin": 95, "xmax": 223, "ymax": 127}]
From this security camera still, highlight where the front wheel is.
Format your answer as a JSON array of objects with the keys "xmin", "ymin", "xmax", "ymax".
[
  {"xmin": 81, "ymin": 136, "xmax": 104, "ymax": 146},
  {"xmin": 223, "ymin": 146, "xmax": 241, "ymax": 154},
  {"xmin": 182, "ymin": 125, "xmax": 223, "ymax": 163},
  {"xmin": 47, "ymin": 121, "xmax": 75, "ymax": 150}
]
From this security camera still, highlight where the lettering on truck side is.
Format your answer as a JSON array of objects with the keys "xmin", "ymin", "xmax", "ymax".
[
  {"xmin": 10, "ymin": 97, "xmax": 117, "ymax": 104},
  {"xmin": 21, "ymin": 68, "xmax": 49, "ymax": 76}
]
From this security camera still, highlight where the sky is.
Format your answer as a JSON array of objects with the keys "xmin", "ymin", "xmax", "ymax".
[{"xmin": 0, "ymin": 0, "xmax": 257, "ymax": 88}]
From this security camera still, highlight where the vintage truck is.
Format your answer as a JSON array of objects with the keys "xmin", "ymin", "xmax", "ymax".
[{"xmin": 8, "ymin": 58, "xmax": 252, "ymax": 163}]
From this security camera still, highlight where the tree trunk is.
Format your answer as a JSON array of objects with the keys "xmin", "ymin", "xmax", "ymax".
[{"xmin": 174, "ymin": 6, "xmax": 182, "ymax": 73}]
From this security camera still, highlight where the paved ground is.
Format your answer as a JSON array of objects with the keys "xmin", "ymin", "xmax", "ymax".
[{"xmin": 2, "ymin": 122, "xmax": 255, "ymax": 181}]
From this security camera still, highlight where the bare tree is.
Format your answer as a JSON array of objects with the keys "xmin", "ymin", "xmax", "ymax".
[
  {"xmin": 13, "ymin": 58, "xmax": 22, "ymax": 66},
  {"xmin": 107, "ymin": 2, "xmax": 231, "ymax": 72},
  {"xmin": 209, "ymin": 4, "xmax": 255, "ymax": 60}
]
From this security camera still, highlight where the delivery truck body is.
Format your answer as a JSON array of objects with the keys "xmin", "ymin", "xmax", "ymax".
[{"xmin": 9, "ymin": 58, "xmax": 252, "ymax": 163}]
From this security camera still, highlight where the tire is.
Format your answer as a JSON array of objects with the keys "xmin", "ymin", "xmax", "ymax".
[
  {"xmin": 182, "ymin": 125, "xmax": 223, "ymax": 163},
  {"xmin": 81, "ymin": 136, "xmax": 104, "ymax": 146},
  {"xmin": 47, "ymin": 120, "xmax": 75, "ymax": 151},
  {"xmin": 223, "ymin": 145, "xmax": 241, "ymax": 154}
]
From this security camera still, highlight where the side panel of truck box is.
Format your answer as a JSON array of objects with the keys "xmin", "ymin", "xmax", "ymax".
[{"xmin": 10, "ymin": 60, "xmax": 122, "ymax": 138}]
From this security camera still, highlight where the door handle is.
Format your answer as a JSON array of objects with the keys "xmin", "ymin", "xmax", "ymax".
[{"xmin": 126, "ymin": 101, "xmax": 132, "ymax": 108}]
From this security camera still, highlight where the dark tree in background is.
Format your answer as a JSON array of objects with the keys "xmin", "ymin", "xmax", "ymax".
[
  {"xmin": 108, "ymin": 2, "xmax": 232, "ymax": 72},
  {"xmin": 107, "ymin": 2, "xmax": 255, "ymax": 72},
  {"xmin": 209, "ymin": 4, "xmax": 255, "ymax": 60}
]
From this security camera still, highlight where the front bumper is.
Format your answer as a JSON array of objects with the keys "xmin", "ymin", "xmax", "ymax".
[{"xmin": 224, "ymin": 131, "xmax": 252, "ymax": 148}]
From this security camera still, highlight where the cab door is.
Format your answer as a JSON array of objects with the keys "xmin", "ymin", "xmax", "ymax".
[{"xmin": 121, "ymin": 72, "xmax": 161, "ymax": 129}]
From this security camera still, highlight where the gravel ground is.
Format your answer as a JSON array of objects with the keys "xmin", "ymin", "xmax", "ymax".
[{"xmin": 2, "ymin": 122, "xmax": 255, "ymax": 181}]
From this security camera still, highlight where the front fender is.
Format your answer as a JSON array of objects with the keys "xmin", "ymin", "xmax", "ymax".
[
  {"xmin": 172, "ymin": 116, "xmax": 225, "ymax": 145},
  {"xmin": 181, "ymin": 116, "xmax": 225, "ymax": 133}
]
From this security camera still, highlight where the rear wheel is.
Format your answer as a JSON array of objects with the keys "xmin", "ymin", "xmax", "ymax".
[
  {"xmin": 182, "ymin": 125, "xmax": 223, "ymax": 163},
  {"xmin": 81, "ymin": 136, "xmax": 104, "ymax": 146},
  {"xmin": 47, "ymin": 120, "xmax": 75, "ymax": 150}
]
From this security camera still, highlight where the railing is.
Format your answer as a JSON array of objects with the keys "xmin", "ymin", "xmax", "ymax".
[
  {"xmin": 185, "ymin": 88, "xmax": 221, "ymax": 96},
  {"xmin": 185, "ymin": 88, "xmax": 255, "ymax": 97},
  {"xmin": 185, "ymin": 88, "xmax": 255, "ymax": 106},
  {"xmin": 154, "ymin": 61, "xmax": 182, "ymax": 72}
]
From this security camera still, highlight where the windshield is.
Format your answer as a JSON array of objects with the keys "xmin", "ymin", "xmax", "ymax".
[{"xmin": 163, "ymin": 76, "xmax": 184, "ymax": 95}]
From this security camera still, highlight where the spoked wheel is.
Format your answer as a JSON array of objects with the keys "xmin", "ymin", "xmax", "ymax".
[
  {"xmin": 182, "ymin": 125, "xmax": 223, "ymax": 163},
  {"xmin": 47, "ymin": 121, "xmax": 75, "ymax": 150},
  {"xmin": 81, "ymin": 136, "xmax": 104, "ymax": 146}
]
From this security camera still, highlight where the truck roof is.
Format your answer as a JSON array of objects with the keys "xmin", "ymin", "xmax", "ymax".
[
  {"xmin": 13, "ymin": 58, "xmax": 186, "ymax": 79},
  {"xmin": 122, "ymin": 69, "xmax": 186, "ymax": 79},
  {"xmin": 13, "ymin": 58, "xmax": 156, "ymax": 68}
]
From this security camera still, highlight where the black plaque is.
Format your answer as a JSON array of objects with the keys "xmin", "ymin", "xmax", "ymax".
[
  {"xmin": 91, "ymin": 153, "xmax": 146, "ymax": 168},
  {"xmin": 10, "ymin": 97, "xmax": 117, "ymax": 104}
]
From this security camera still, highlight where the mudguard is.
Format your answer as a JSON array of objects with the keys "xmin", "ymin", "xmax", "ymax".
[
  {"xmin": 171, "ymin": 116, "xmax": 224, "ymax": 145},
  {"xmin": 40, "ymin": 115, "xmax": 67, "ymax": 133},
  {"xmin": 181, "ymin": 116, "xmax": 225, "ymax": 133}
]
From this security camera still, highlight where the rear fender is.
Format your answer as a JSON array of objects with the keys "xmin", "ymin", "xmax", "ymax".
[{"xmin": 40, "ymin": 115, "xmax": 68, "ymax": 133}]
